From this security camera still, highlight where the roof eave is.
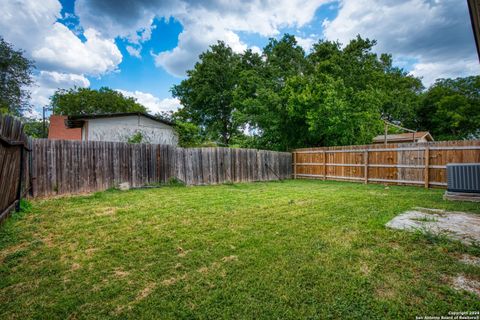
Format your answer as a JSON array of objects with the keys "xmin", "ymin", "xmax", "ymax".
[{"xmin": 67, "ymin": 112, "xmax": 174, "ymax": 126}]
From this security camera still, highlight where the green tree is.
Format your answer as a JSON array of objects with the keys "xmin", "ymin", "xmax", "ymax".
[
  {"xmin": 172, "ymin": 34, "xmax": 425, "ymax": 151},
  {"xmin": 285, "ymin": 73, "xmax": 383, "ymax": 146},
  {"xmin": 174, "ymin": 121, "xmax": 204, "ymax": 147},
  {"xmin": 416, "ymin": 76, "xmax": 480, "ymax": 140},
  {"xmin": 237, "ymin": 34, "xmax": 310, "ymax": 150},
  {"xmin": 51, "ymin": 87, "xmax": 146, "ymax": 115},
  {"xmin": 308, "ymin": 37, "xmax": 422, "ymax": 132},
  {"xmin": 172, "ymin": 41, "xmax": 241, "ymax": 145},
  {"xmin": 0, "ymin": 37, "xmax": 34, "ymax": 116},
  {"xmin": 127, "ymin": 131, "xmax": 144, "ymax": 144},
  {"xmin": 237, "ymin": 35, "xmax": 418, "ymax": 149},
  {"xmin": 378, "ymin": 55, "xmax": 423, "ymax": 124},
  {"xmin": 23, "ymin": 118, "xmax": 46, "ymax": 138},
  {"xmin": 156, "ymin": 111, "xmax": 205, "ymax": 147}
]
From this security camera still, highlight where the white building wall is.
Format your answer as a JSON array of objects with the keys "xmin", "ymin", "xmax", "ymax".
[{"xmin": 85, "ymin": 115, "xmax": 178, "ymax": 145}]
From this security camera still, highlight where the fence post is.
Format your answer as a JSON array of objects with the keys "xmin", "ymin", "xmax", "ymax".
[
  {"xmin": 364, "ymin": 149, "xmax": 369, "ymax": 184},
  {"xmin": 15, "ymin": 146, "xmax": 24, "ymax": 211},
  {"xmin": 424, "ymin": 145, "xmax": 430, "ymax": 188},
  {"xmin": 323, "ymin": 150, "xmax": 327, "ymax": 180},
  {"xmin": 293, "ymin": 151, "xmax": 297, "ymax": 179}
]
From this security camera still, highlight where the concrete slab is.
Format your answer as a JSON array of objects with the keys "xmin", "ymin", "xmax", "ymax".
[
  {"xmin": 451, "ymin": 275, "xmax": 480, "ymax": 297},
  {"xmin": 460, "ymin": 254, "xmax": 480, "ymax": 267},
  {"xmin": 386, "ymin": 207, "xmax": 480, "ymax": 245}
]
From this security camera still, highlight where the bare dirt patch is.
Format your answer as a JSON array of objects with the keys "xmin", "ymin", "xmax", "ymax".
[
  {"xmin": 71, "ymin": 263, "xmax": 81, "ymax": 271},
  {"xmin": 115, "ymin": 282, "xmax": 158, "ymax": 315},
  {"xmin": 221, "ymin": 255, "xmax": 238, "ymax": 263},
  {"xmin": 359, "ymin": 262, "xmax": 371, "ymax": 276},
  {"xmin": 161, "ymin": 274, "xmax": 187, "ymax": 287},
  {"xmin": 114, "ymin": 269, "xmax": 130, "ymax": 278},
  {"xmin": 85, "ymin": 248, "xmax": 98, "ymax": 257},
  {"xmin": 94, "ymin": 208, "xmax": 117, "ymax": 217},
  {"xmin": 386, "ymin": 208, "xmax": 480, "ymax": 245},
  {"xmin": 137, "ymin": 283, "xmax": 156, "ymax": 300},
  {"xmin": 375, "ymin": 286, "xmax": 396, "ymax": 300},
  {"xmin": 41, "ymin": 234, "xmax": 55, "ymax": 248},
  {"xmin": 197, "ymin": 266, "xmax": 209, "ymax": 274},
  {"xmin": 176, "ymin": 246, "xmax": 191, "ymax": 257}
]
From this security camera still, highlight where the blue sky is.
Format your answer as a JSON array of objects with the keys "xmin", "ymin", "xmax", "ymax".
[
  {"xmin": 85, "ymin": 2, "xmax": 339, "ymax": 100},
  {"xmin": 1, "ymin": 0, "xmax": 478, "ymax": 117},
  {"xmin": 89, "ymin": 17, "xmax": 183, "ymax": 98}
]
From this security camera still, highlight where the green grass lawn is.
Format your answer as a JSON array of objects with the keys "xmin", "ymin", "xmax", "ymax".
[{"xmin": 1, "ymin": 180, "xmax": 479, "ymax": 319}]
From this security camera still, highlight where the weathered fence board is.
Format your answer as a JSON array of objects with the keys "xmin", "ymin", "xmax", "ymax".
[
  {"xmin": 0, "ymin": 113, "xmax": 30, "ymax": 222},
  {"xmin": 30, "ymin": 139, "xmax": 292, "ymax": 197},
  {"xmin": 293, "ymin": 140, "xmax": 480, "ymax": 188}
]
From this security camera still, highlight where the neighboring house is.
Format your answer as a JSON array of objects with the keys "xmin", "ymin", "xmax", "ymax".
[
  {"xmin": 372, "ymin": 131, "xmax": 434, "ymax": 144},
  {"xmin": 48, "ymin": 112, "xmax": 178, "ymax": 146}
]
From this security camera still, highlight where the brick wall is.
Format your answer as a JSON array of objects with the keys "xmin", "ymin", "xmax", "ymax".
[{"xmin": 48, "ymin": 115, "xmax": 81, "ymax": 140}]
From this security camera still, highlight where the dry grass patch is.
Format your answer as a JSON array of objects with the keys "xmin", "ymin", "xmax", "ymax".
[
  {"xmin": 162, "ymin": 274, "xmax": 187, "ymax": 286},
  {"xmin": 0, "ymin": 242, "xmax": 30, "ymax": 263},
  {"xmin": 221, "ymin": 255, "xmax": 238, "ymax": 262}
]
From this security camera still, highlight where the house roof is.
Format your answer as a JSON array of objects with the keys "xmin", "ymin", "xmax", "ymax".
[
  {"xmin": 65, "ymin": 112, "xmax": 174, "ymax": 128},
  {"xmin": 468, "ymin": 0, "xmax": 480, "ymax": 62},
  {"xmin": 372, "ymin": 131, "xmax": 434, "ymax": 143}
]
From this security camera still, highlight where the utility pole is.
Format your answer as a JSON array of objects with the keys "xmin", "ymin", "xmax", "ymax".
[
  {"xmin": 384, "ymin": 121, "xmax": 388, "ymax": 145},
  {"xmin": 42, "ymin": 106, "xmax": 46, "ymax": 138},
  {"xmin": 383, "ymin": 120, "xmax": 416, "ymax": 145},
  {"xmin": 42, "ymin": 106, "xmax": 52, "ymax": 138}
]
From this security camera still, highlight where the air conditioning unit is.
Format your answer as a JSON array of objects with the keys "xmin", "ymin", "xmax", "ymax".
[{"xmin": 444, "ymin": 163, "xmax": 480, "ymax": 202}]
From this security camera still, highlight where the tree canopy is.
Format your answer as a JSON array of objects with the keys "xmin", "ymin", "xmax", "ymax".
[
  {"xmin": 415, "ymin": 76, "xmax": 480, "ymax": 140},
  {"xmin": 172, "ymin": 35, "xmax": 443, "ymax": 150},
  {"xmin": 172, "ymin": 42, "xmax": 242, "ymax": 146},
  {"xmin": 0, "ymin": 37, "xmax": 34, "ymax": 116},
  {"xmin": 51, "ymin": 87, "xmax": 146, "ymax": 115}
]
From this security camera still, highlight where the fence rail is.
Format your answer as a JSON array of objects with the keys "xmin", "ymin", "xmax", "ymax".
[
  {"xmin": 30, "ymin": 139, "xmax": 292, "ymax": 197},
  {"xmin": 292, "ymin": 140, "xmax": 480, "ymax": 188}
]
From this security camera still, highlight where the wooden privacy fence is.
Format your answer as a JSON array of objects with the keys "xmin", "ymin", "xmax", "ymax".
[
  {"xmin": 31, "ymin": 139, "xmax": 292, "ymax": 197},
  {"xmin": 0, "ymin": 114, "xmax": 30, "ymax": 222},
  {"xmin": 293, "ymin": 140, "xmax": 480, "ymax": 188}
]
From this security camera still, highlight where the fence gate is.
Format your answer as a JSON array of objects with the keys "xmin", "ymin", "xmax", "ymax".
[{"xmin": 0, "ymin": 113, "xmax": 30, "ymax": 223}]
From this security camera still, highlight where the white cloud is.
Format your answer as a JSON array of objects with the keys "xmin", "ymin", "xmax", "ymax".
[
  {"xmin": 152, "ymin": 1, "xmax": 329, "ymax": 76},
  {"xmin": 126, "ymin": 45, "xmax": 142, "ymax": 58},
  {"xmin": 76, "ymin": 0, "xmax": 331, "ymax": 76},
  {"xmin": 0, "ymin": 0, "xmax": 123, "ymax": 110},
  {"xmin": 31, "ymin": 27, "xmax": 122, "ymax": 75},
  {"xmin": 116, "ymin": 90, "xmax": 182, "ymax": 114},
  {"xmin": 323, "ymin": 0, "xmax": 480, "ymax": 86},
  {"xmin": 296, "ymin": 36, "xmax": 317, "ymax": 53},
  {"xmin": 125, "ymin": 25, "xmax": 157, "ymax": 58},
  {"xmin": 31, "ymin": 71, "xmax": 90, "ymax": 108},
  {"xmin": 250, "ymin": 46, "xmax": 262, "ymax": 55},
  {"xmin": 411, "ymin": 58, "xmax": 480, "ymax": 85},
  {"xmin": 0, "ymin": 0, "xmax": 122, "ymax": 76},
  {"xmin": 152, "ymin": 25, "xmax": 248, "ymax": 77},
  {"xmin": 23, "ymin": 109, "xmax": 42, "ymax": 120},
  {"xmin": 75, "ymin": 0, "xmax": 169, "ymax": 40}
]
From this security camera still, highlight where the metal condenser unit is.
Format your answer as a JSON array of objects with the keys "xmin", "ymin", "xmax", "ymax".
[{"xmin": 446, "ymin": 163, "xmax": 480, "ymax": 193}]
